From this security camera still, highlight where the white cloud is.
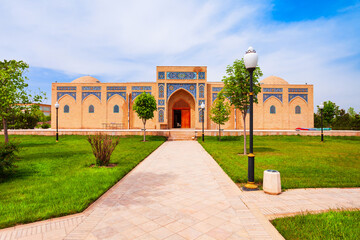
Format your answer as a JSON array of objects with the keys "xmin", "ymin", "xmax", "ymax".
[{"xmin": 0, "ymin": 0, "xmax": 359, "ymax": 111}]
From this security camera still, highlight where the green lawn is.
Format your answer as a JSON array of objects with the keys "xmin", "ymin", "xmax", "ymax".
[
  {"xmin": 272, "ymin": 210, "xmax": 360, "ymax": 240},
  {"xmin": 199, "ymin": 135, "xmax": 360, "ymax": 189},
  {"xmin": 0, "ymin": 135, "xmax": 165, "ymax": 229}
]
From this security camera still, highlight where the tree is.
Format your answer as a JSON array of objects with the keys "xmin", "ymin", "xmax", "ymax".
[
  {"xmin": 222, "ymin": 59, "xmax": 262, "ymax": 154},
  {"xmin": 210, "ymin": 93, "xmax": 231, "ymax": 141},
  {"xmin": 133, "ymin": 92, "xmax": 157, "ymax": 141},
  {"xmin": 0, "ymin": 60, "xmax": 44, "ymax": 143},
  {"xmin": 348, "ymin": 107, "xmax": 356, "ymax": 118},
  {"xmin": 318, "ymin": 101, "xmax": 339, "ymax": 127}
]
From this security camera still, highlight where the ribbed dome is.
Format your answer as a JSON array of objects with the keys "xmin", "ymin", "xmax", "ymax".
[
  {"xmin": 260, "ymin": 76, "xmax": 288, "ymax": 85},
  {"xmin": 71, "ymin": 76, "xmax": 100, "ymax": 83}
]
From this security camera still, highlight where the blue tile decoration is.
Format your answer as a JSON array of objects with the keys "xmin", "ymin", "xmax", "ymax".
[
  {"xmin": 167, "ymin": 83, "xmax": 196, "ymax": 100},
  {"xmin": 82, "ymin": 92, "xmax": 101, "ymax": 101},
  {"xmin": 198, "ymin": 83, "xmax": 205, "ymax": 98},
  {"xmin": 107, "ymin": 86, "xmax": 126, "ymax": 91},
  {"xmin": 158, "ymin": 72, "xmax": 165, "ymax": 80},
  {"xmin": 158, "ymin": 99, "xmax": 165, "ymax": 106},
  {"xmin": 289, "ymin": 94, "xmax": 308, "ymax": 102},
  {"xmin": 82, "ymin": 86, "xmax": 101, "ymax": 91},
  {"xmin": 263, "ymin": 94, "xmax": 282, "ymax": 103},
  {"xmin": 107, "ymin": 92, "xmax": 126, "ymax": 101},
  {"xmin": 158, "ymin": 107, "xmax": 165, "ymax": 122},
  {"xmin": 289, "ymin": 88, "xmax": 308, "ymax": 92},
  {"xmin": 263, "ymin": 88, "xmax": 283, "ymax": 92},
  {"xmin": 167, "ymin": 72, "xmax": 197, "ymax": 80},
  {"xmin": 198, "ymin": 72, "xmax": 205, "ymax": 79},
  {"xmin": 132, "ymin": 86, "xmax": 152, "ymax": 91},
  {"xmin": 132, "ymin": 92, "xmax": 152, "ymax": 101},
  {"xmin": 199, "ymin": 108, "xmax": 204, "ymax": 122},
  {"xmin": 158, "ymin": 83, "xmax": 165, "ymax": 98},
  {"xmin": 57, "ymin": 92, "xmax": 76, "ymax": 101},
  {"xmin": 212, "ymin": 93, "xmax": 218, "ymax": 102},
  {"xmin": 212, "ymin": 87, "xmax": 223, "ymax": 92},
  {"xmin": 198, "ymin": 100, "xmax": 205, "ymax": 106},
  {"xmin": 57, "ymin": 86, "xmax": 76, "ymax": 91}
]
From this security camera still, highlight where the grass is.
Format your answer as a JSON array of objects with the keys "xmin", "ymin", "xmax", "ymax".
[
  {"xmin": 198, "ymin": 135, "xmax": 360, "ymax": 189},
  {"xmin": 272, "ymin": 210, "xmax": 360, "ymax": 240},
  {"xmin": 0, "ymin": 135, "xmax": 165, "ymax": 229}
]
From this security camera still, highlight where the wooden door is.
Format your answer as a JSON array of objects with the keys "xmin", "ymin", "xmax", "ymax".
[{"xmin": 181, "ymin": 109, "xmax": 190, "ymax": 128}]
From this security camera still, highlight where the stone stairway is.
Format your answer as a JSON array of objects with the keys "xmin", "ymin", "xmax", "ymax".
[{"xmin": 168, "ymin": 129, "xmax": 197, "ymax": 141}]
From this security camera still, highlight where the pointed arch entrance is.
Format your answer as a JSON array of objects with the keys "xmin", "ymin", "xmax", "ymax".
[{"xmin": 168, "ymin": 89, "xmax": 195, "ymax": 128}]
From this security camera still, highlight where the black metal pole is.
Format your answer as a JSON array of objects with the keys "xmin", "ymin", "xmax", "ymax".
[
  {"xmin": 202, "ymin": 108, "xmax": 204, "ymax": 142},
  {"xmin": 321, "ymin": 108, "xmax": 323, "ymax": 142},
  {"xmin": 243, "ymin": 68, "xmax": 257, "ymax": 191},
  {"xmin": 56, "ymin": 108, "xmax": 59, "ymax": 142}
]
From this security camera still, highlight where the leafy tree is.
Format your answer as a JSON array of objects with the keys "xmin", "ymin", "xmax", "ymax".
[
  {"xmin": 348, "ymin": 107, "xmax": 356, "ymax": 118},
  {"xmin": 222, "ymin": 59, "xmax": 262, "ymax": 154},
  {"xmin": 210, "ymin": 93, "xmax": 231, "ymax": 141},
  {"xmin": 318, "ymin": 101, "xmax": 339, "ymax": 127},
  {"xmin": 133, "ymin": 92, "xmax": 157, "ymax": 141},
  {"xmin": 0, "ymin": 60, "xmax": 44, "ymax": 143}
]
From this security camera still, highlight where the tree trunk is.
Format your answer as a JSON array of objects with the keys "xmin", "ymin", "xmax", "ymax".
[
  {"xmin": 143, "ymin": 119, "xmax": 146, "ymax": 142},
  {"xmin": 243, "ymin": 114, "xmax": 247, "ymax": 155},
  {"xmin": 218, "ymin": 124, "xmax": 221, "ymax": 141},
  {"xmin": 3, "ymin": 117, "xmax": 9, "ymax": 143}
]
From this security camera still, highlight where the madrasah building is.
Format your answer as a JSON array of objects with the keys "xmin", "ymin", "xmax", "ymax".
[{"xmin": 51, "ymin": 66, "xmax": 314, "ymax": 130}]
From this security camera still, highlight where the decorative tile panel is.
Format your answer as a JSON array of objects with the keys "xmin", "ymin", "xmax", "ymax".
[
  {"xmin": 263, "ymin": 88, "xmax": 283, "ymax": 92},
  {"xmin": 57, "ymin": 92, "xmax": 76, "ymax": 101},
  {"xmin": 158, "ymin": 99, "xmax": 165, "ymax": 106},
  {"xmin": 289, "ymin": 88, "xmax": 308, "ymax": 92},
  {"xmin": 107, "ymin": 86, "xmax": 126, "ymax": 91},
  {"xmin": 199, "ymin": 108, "xmax": 204, "ymax": 123},
  {"xmin": 263, "ymin": 94, "xmax": 282, "ymax": 103},
  {"xmin": 158, "ymin": 107, "xmax": 165, "ymax": 122},
  {"xmin": 212, "ymin": 93, "xmax": 218, "ymax": 102},
  {"xmin": 132, "ymin": 86, "xmax": 152, "ymax": 91},
  {"xmin": 82, "ymin": 92, "xmax": 101, "ymax": 101},
  {"xmin": 82, "ymin": 86, "xmax": 101, "ymax": 91},
  {"xmin": 198, "ymin": 72, "xmax": 205, "ymax": 79},
  {"xmin": 132, "ymin": 92, "xmax": 152, "ymax": 101},
  {"xmin": 289, "ymin": 94, "xmax": 308, "ymax": 102},
  {"xmin": 158, "ymin": 72, "xmax": 165, "ymax": 80},
  {"xmin": 167, "ymin": 83, "xmax": 196, "ymax": 100},
  {"xmin": 167, "ymin": 72, "xmax": 197, "ymax": 80},
  {"xmin": 212, "ymin": 87, "xmax": 223, "ymax": 92},
  {"xmin": 57, "ymin": 86, "xmax": 76, "ymax": 91},
  {"xmin": 198, "ymin": 100, "xmax": 205, "ymax": 106},
  {"xmin": 198, "ymin": 84, "xmax": 205, "ymax": 98},
  {"xmin": 158, "ymin": 83, "xmax": 165, "ymax": 98},
  {"xmin": 107, "ymin": 92, "xmax": 126, "ymax": 101}
]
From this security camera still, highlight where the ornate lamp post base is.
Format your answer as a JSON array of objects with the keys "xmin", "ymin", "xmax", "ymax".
[{"xmin": 243, "ymin": 182, "xmax": 259, "ymax": 191}]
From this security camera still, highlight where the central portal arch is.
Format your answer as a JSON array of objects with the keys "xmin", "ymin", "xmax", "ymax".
[{"xmin": 167, "ymin": 89, "xmax": 195, "ymax": 128}]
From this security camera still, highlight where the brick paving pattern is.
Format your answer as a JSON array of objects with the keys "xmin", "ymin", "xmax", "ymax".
[{"xmin": 0, "ymin": 141, "xmax": 359, "ymax": 240}]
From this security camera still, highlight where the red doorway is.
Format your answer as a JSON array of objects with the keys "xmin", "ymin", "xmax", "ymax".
[{"xmin": 173, "ymin": 108, "xmax": 190, "ymax": 128}]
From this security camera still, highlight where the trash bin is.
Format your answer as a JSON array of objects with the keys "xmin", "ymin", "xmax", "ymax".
[{"xmin": 263, "ymin": 170, "xmax": 281, "ymax": 195}]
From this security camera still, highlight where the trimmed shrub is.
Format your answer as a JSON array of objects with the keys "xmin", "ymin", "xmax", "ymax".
[
  {"xmin": 87, "ymin": 134, "xmax": 120, "ymax": 166},
  {"xmin": 41, "ymin": 123, "xmax": 51, "ymax": 129},
  {"xmin": 0, "ymin": 141, "xmax": 20, "ymax": 177}
]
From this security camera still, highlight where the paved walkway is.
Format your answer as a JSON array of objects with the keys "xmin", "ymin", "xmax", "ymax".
[{"xmin": 0, "ymin": 141, "xmax": 359, "ymax": 240}]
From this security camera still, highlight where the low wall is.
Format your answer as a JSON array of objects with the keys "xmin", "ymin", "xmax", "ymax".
[{"xmin": 1, "ymin": 129, "xmax": 360, "ymax": 137}]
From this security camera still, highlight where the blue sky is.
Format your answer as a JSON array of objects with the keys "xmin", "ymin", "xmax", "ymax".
[{"xmin": 1, "ymin": 0, "xmax": 359, "ymax": 112}]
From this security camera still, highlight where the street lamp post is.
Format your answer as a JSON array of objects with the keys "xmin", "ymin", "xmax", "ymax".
[
  {"xmin": 243, "ymin": 46, "xmax": 258, "ymax": 191},
  {"xmin": 201, "ymin": 102, "xmax": 205, "ymax": 142},
  {"xmin": 319, "ymin": 104, "xmax": 324, "ymax": 142},
  {"xmin": 55, "ymin": 102, "xmax": 59, "ymax": 142}
]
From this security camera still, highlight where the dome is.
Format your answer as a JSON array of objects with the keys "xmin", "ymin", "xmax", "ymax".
[
  {"xmin": 71, "ymin": 76, "xmax": 100, "ymax": 83},
  {"xmin": 260, "ymin": 76, "xmax": 288, "ymax": 85}
]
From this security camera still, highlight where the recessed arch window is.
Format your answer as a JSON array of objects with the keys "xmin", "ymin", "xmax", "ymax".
[
  {"xmin": 295, "ymin": 105, "xmax": 301, "ymax": 114},
  {"xmin": 113, "ymin": 105, "xmax": 119, "ymax": 113},
  {"xmin": 270, "ymin": 105, "xmax": 276, "ymax": 114},
  {"xmin": 64, "ymin": 105, "xmax": 69, "ymax": 113},
  {"xmin": 89, "ymin": 105, "xmax": 94, "ymax": 113}
]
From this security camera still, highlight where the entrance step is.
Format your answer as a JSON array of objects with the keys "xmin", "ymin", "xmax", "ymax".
[{"xmin": 168, "ymin": 130, "xmax": 197, "ymax": 141}]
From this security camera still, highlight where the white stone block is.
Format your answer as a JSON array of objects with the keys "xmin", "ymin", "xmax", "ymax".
[{"xmin": 263, "ymin": 170, "xmax": 281, "ymax": 195}]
